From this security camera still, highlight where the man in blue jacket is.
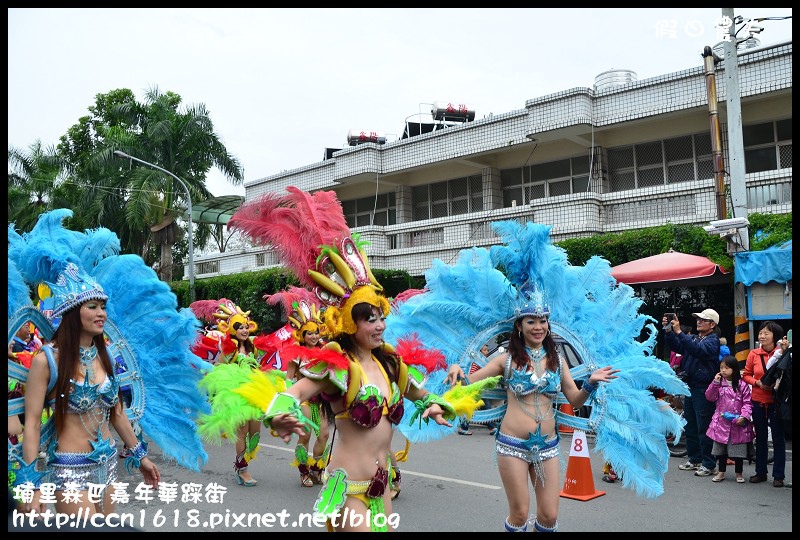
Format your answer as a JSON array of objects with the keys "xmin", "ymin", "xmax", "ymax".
[{"xmin": 665, "ymin": 308, "xmax": 721, "ymax": 477}]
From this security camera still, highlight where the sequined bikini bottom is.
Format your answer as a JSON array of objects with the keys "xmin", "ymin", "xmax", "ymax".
[
  {"xmin": 49, "ymin": 449, "xmax": 118, "ymax": 492},
  {"xmin": 495, "ymin": 430, "xmax": 560, "ymax": 485}
]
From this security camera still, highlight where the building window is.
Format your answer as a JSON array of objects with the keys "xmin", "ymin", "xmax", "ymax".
[
  {"xmin": 197, "ymin": 261, "xmax": 219, "ymax": 274},
  {"xmin": 255, "ymin": 252, "xmax": 279, "ymax": 267},
  {"xmin": 744, "ymin": 119, "xmax": 792, "ymax": 173},
  {"xmin": 412, "ymin": 175, "xmax": 483, "ymax": 221},
  {"xmin": 500, "ymin": 154, "xmax": 591, "ymax": 204},
  {"xmin": 747, "ymin": 181, "xmax": 792, "ymax": 208},
  {"xmin": 343, "ymin": 192, "xmax": 396, "ymax": 228},
  {"xmin": 608, "ymin": 132, "xmax": 717, "ymax": 192}
]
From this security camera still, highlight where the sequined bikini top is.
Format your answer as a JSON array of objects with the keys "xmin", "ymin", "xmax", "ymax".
[
  {"xmin": 66, "ymin": 375, "xmax": 119, "ymax": 413},
  {"xmin": 333, "ymin": 355, "xmax": 404, "ymax": 428},
  {"xmin": 504, "ymin": 354, "xmax": 561, "ymax": 398},
  {"xmin": 42, "ymin": 345, "xmax": 120, "ymax": 413}
]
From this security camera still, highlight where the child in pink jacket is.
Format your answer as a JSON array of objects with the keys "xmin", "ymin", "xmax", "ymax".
[{"xmin": 705, "ymin": 355, "xmax": 755, "ymax": 483}]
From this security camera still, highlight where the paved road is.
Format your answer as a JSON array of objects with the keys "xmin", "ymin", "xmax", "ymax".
[{"xmin": 11, "ymin": 428, "xmax": 791, "ymax": 532}]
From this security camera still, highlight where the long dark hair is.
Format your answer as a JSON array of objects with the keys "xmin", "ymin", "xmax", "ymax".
[
  {"xmin": 720, "ymin": 355, "xmax": 743, "ymax": 394},
  {"xmin": 508, "ymin": 316, "xmax": 558, "ymax": 372},
  {"xmin": 232, "ymin": 322, "xmax": 255, "ymax": 355},
  {"xmin": 320, "ymin": 302, "xmax": 397, "ymax": 421},
  {"xmin": 51, "ymin": 305, "xmax": 116, "ymax": 435}
]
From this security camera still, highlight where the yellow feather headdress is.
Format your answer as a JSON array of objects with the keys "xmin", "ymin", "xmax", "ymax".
[
  {"xmin": 229, "ymin": 187, "xmax": 389, "ymax": 339},
  {"xmin": 213, "ymin": 299, "xmax": 258, "ymax": 336},
  {"xmin": 264, "ymin": 286, "xmax": 327, "ymax": 343}
]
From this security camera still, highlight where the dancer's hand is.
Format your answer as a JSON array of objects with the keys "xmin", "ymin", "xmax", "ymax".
[
  {"xmin": 446, "ymin": 365, "xmax": 464, "ymax": 386},
  {"xmin": 268, "ymin": 414, "xmax": 307, "ymax": 443},
  {"xmin": 423, "ymin": 403, "xmax": 452, "ymax": 427},
  {"xmin": 589, "ymin": 365, "xmax": 619, "ymax": 384},
  {"xmin": 139, "ymin": 457, "xmax": 160, "ymax": 489}
]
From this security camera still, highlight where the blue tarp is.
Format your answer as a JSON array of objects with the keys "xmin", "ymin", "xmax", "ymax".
[{"xmin": 734, "ymin": 240, "xmax": 792, "ymax": 286}]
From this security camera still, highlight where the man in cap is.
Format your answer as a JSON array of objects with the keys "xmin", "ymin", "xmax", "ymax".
[{"xmin": 664, "ymin": 308, "xmax": 721, "ymax": 477}]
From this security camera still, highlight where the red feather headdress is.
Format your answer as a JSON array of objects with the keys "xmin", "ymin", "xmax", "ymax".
[{"xmin": 229, "ymin": 186, "xmax": 389, "ymax": 338}]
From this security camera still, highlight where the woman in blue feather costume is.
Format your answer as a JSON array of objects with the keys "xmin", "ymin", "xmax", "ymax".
[
  {"xmin": 384, "ymin": 220, "xmax": 690, "ymax": 532},
  {"xmin": 8, "ymin": 209, "xmax": 209, "ymax": 516}
]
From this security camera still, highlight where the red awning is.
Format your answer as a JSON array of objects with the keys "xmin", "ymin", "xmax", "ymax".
[{"xmin": 611, "ymin": 250, "xmax": 730, "ymax": 286}]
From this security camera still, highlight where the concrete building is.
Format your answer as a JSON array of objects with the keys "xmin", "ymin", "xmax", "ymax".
[{"xmin": 192, "ymin": 41, "xmax": 791, "ymax": 280}]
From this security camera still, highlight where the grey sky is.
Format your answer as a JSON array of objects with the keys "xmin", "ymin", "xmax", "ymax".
[{"xmin": 8, "ymin": 8, "xmax": 792, "ymax": 197}]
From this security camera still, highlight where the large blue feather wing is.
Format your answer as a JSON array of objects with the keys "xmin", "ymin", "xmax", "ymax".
[
  {"xmin": 387, "ymin": 220, "xmax": 689, "ymax": 498},
  {"xmin": 94, "ymin": 254, "xmax": 209, "ymax": 471}
]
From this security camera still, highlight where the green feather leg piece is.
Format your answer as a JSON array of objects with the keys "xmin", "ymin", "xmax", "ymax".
[
  {"xmin": 310, "ymin": 402, "xmax": 321, "ymax": 437},
  {"xmin": 368, "ymin": 496, "xmax": 388, "ymax": 532},
  {"xmin": 295, "ymin": 444, "xmax": 309, "ymax": 464},
  {"xmin": 245, "ymin": 431, "xmax": 260, "ymax": 454},
  {"xmin": 313, "ymin": 468, "xmax": 348, "ymax": 517}
]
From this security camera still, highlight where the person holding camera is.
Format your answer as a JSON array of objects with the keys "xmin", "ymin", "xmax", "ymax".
[{"xmin": 664, "ymin": 309, "xmax": 721, "ymax": 477}]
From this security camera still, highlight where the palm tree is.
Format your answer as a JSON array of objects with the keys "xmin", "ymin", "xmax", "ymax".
[
  {"xmin": 57, "ymin": 87, "xmax": 244, "ymax": 281},
  {"xmin": 7, "ymin": 140, "xmax": 74, "ymax": 230},
  {"xmin": 111, "ymin": 87, "xmax": 244, "ymax": 281}
]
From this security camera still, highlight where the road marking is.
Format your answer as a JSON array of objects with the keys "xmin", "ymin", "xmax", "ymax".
[
  {"xmin": 400, "ymin": 469, "xmax": 502, "ymax": 489},
  {"xmin": 259, "ymin": 442, "xmax": 502, "ymax": 490}
]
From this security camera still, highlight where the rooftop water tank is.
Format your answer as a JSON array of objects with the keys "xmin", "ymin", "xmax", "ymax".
[
  {"xmin": 347, "ymin": 130, "xmax": 387, "ymax": 146},
  {"xmin": 594, "ymin": 69, "xmax": 637, "ymax": 91},
  {"xmin": 431, "ymin": 101, "xmax": 475, "ymax": 122}
]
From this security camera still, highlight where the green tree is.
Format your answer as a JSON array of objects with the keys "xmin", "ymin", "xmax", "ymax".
[
  {"xmin": 7, "ymin": 140, "xmax": 82, "ymax": 230},
  {"xmin": 58, "ymin": 86, "xmax": 244, "ymax": 280}
]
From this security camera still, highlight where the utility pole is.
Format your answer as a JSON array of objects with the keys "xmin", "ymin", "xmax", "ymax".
[
  {"xmin": 722, "ymin": 7, "xmax": 750, "ymax": 247},
  {"xmin": 720, "ymin": 7, "xmax": 751, "ymax": 367}
]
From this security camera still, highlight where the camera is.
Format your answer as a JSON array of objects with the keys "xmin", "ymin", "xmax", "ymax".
[{"xmin": 664, "ymin": 313, "xmax": 676, "ymax": 320}]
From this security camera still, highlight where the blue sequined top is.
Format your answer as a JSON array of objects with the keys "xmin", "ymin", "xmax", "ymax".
[
  {"xmin": 505, "ymin": 358, "xmax": 561, "ymax": 398},
  {"xmin": 42, "ymin": 345, "xmax": 120, "ymax": 413}
]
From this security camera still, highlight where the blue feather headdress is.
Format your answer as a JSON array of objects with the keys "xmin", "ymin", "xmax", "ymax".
[
  {"xmin": 385, "ymin": 220, "xmax": 689, "ymax": 498},
  {"xmin": 512, "ymin": 283, "xmax": 550, "ymax": 320},
  {"xmin": 7, "ymin": 209, "xmax": 209, "ymax": 472}
]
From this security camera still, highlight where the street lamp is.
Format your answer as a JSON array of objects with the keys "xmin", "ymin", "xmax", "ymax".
[{"xmin": 113, "ymin": 150, "xmax": 195, "ymax": 303}]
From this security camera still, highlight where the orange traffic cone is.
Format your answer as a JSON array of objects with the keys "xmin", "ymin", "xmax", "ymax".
[
  {"xmin": 560, "ymin": 430, "xmax": 605, "ymax": 501},
  {"xmin": 558, "ymin": 403, "xmax": 575, "ymax": 433}
]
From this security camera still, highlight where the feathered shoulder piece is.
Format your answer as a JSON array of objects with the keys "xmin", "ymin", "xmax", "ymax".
[
  {"xmin": 394, "ymin": 334, "xmax": 446, "ymax": 375},
  {"xmin": 297, "ymin": 341, "xmax": 351, "ymax": 393}
]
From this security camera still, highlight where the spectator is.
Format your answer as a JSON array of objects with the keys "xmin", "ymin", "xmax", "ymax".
[
  {"xmin": 8, "ymin": 324, "xmax": 34, "ymax": 360},
  {"xmin": 742, "ymin": 321, "xmax": 787, "ymax": 487},
  {"xmin": 664, "ymin": 309, "xmax": 721, "ymax": 477},
  {"xmin": 719, "ymin": 337, "xmax": 731, "ymax": 361},
  {"xmin": 763, "ymin": 331, "xmax": 791, "ymax": 443},
  {"xmin": 601, "ymin": 461, "xmax": 619, "ymax": 483},
  {"xmin": 705, "ymin": 355, "xmax": 754, "ymax": 483}
]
